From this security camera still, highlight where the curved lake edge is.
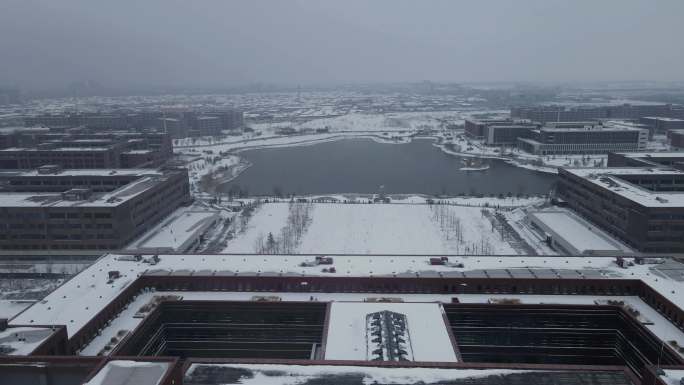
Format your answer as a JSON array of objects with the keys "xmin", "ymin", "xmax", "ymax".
[
  {"xmin": 217, "ymin": 135, "xmax": 553, "ymax": 197},
  {"xmin": 207, "ymin": 133, "xmax": 557, "ymax": 189}
]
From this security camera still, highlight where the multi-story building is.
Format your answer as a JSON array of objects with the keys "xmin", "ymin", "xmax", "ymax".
[
  {"xmin": 204, "ymin": 109, "xmax": 244, "ymax": 131},
  {"xmin": 669, "ymin": 130, "xmax": 684, "ymax": 150},
  {"xmin": 556, "ymin": 167, "xmax": 684, "ymax": 253},
  {"xmin": 158, "ymin": 117, "xmax": 187, "ymax": 138},
  {"xmin": 640, "ymin": 117, "xmax": 684, "ymax": 136},
  {"xmin": 517, "ymin": 123, "xmax": 648, "ymax": 155},
  {"xmin": 483, "ymin": 124, "xmax": 535, "ymax": 145},
  {"xmin": 0, "ymin": 168, "xmax": 191, "ymax": 251},
  {"xmin": 512, "ymin": 104, "xmax": 676, "ymax": 123},
  {"xmin": 192, "ymin": 116, "xmax": 222, "ymax": 136},
  {"xmin": 5, "ymin": 252, "xmax": 684, "ymax": 384},
  {"xmin": 0, "ymin": 126, "xmax": 50, "ymax": 149},
  {"xmin": 23, "ymin": 114, "xmax": 82, "ymax": 128},
  {"xmin": 464, "ymin": 118, "xmax": 512, "ymax": 139},
  {"xmin": 0, "ymin": 129, "xmax": 172, "ymax": 169},
  {"xmin": 607, "ymin": 151, "xmax": 684, "ymax": 170}
]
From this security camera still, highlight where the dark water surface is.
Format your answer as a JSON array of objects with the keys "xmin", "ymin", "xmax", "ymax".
[{"xmin": 220, "ymin": 139, "xmax": 555, "ymax": 195}]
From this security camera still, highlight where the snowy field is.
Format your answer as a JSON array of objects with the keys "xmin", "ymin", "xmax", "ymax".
[{"xmin": 222, "ymin": 203, "xmax": 518, "ymax": 255}]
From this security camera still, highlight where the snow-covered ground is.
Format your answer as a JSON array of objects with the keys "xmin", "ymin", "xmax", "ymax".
[
  {"xmin": 186, "ymin": 154, "xmax": 249, "ymax": 194},
  {"xmin": 222, "ymin": 203, "xmax": 518, "ymax": 255}
]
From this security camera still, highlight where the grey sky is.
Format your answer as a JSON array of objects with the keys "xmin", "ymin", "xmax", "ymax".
[{"xmin": 1, "ymin": 0, "xmax": 683, "ymax": 89}]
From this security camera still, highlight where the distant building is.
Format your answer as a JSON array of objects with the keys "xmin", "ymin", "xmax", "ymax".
[
  {"xmin": 464, "ymin": 118, "xmax": 511, "ymax": 139},
  {"xmin": 639, "ymin": 117, "xmax": 684, "ymax": 136},
  {"xmin": 158, "ymin": 117, "xmax": 187, "ymax": 138},
  {"xmin": 669, "ymin": 130, "xmax": 684, "ymax": 150},
  {"xmin": 0, "ymin": 167, "xmax": 191, "ymax": 251},
  {"xmin": 607, "ymin": 151, "xmax": 684, "ymax": 170},
  {"xmin": 205, "ymin": 109, "xmax": 244, "ymax": 131},
  {"xmin": 557, "ymin": 167, "xmax": 684, "ymax": 253},
  {"xmin": 483, "ymin": 124, "xmax": 535, "ymax": 146},
  {"xmin": 512, "ymin": 104, "xmax": 676, "ymax": 123},
  {"xmin": 517, "ymin": 122, "xmax": 648, "ymax": 155},
  {"xmin": 0, "ymin": 129, "xmax": 172, "ymax": 169},
  {"xmin": 192, "ymin": 116, "xmax": 222, "ymax": 136}
]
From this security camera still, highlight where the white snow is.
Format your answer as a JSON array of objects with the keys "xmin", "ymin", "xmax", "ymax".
[
  {"xmin": 224, "ymin": 203, "xmax": 517, "ymax": 255},
  {"xmin": 0, "ymin": 326, "xmax": 54, "ymax": 355},
  {"xmin": 186, "ymin": 363, "xmax": 532, "ymax": 385},
  {"xmin": 528, "ymin": 210, "xmax": 629, "ymax": 254},
  {"xmin": 222, "ymin": 203, "xmax": 291, "ymax": 253},
  {"xmin": 79, "ymin": 290, "xmax": 684, "ymax": 360},
  {"xmin": 84, "ymin": 360, "xmax": 170, "ymax": 385},
  {"xmin": 127, "ymin": 208, "xmax": 219, "ymax": 252},
  {"xmin": 325, "ymin": 302, "xmax": 457, "ymax": 362},
  {"xmin": 661, "ymin": 369, "xmax": 684, "ymax": 385},
  {"xmin": 0, "ymin": 300, "xmax": 33, "ymax": 320}
]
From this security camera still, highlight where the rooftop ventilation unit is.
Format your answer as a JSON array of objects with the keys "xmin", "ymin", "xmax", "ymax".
[{"xmin": 365, "ymin": 310, "xmax": 414, "ymax": 361}]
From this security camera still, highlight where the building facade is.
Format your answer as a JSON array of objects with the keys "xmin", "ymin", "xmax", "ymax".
[
  {"xmin": 556, "ymin": 167, "xmax": 684, "ymax": 253},
  {"xmin": 0, "ymin": 168, "xmax": 191, "ymax": 251},
  {"xmin": 518, "ymin": 125, "xmax": 648, "ymax": 155}
]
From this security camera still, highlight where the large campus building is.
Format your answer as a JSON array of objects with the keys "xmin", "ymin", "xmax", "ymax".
[
  {"xmin": 517, "ymin": 122, "xmax": 649, "ymax": 155},
  {"xmin": 2, "ymin": 253, "xmax": 684, "ymax": 384},
  {"xmin": 24, "ymin": 109, "xmax": 244, "ymax": 138},
  {"xmin": 557, "ymin": 167, "xmax": 684, "ymax": 253},
  {"xmin": 511, "ymin": 104, "xmax": 682, "ymax": 123},
  {"xmin": 0, "ymin": 128, "xmax": 172, "ymax": 169},
  {"xmin": 0, "ymin": 167, "xmax": 191, "ymax": 251}
]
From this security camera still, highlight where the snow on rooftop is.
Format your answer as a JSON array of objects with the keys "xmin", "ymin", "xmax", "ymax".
[
  {"xmin": 616, "ymin": 151, "xmax": 684, "ymax": 159},
  {"xmin": 325, "ymin": 302, "xmax": 457, "ymax": 362},
  {"xmin": 0, "ymin": 326, "xmax": 54, "ymax": 355},
  {"xmin": 565, "ymin": 167, "xmax": 684, "ymax": 207},
  {"xmin": 529, "ymin": 210, "xmax": 627, "ymax": 253},
  {"xmin": 84, "ymin": 360, "xmax": 170, "ymax": 385},
  {"xmin": 12, "ymin": 252, "xmax": 684, "ymax": 343},
  {"xmin": 128, "ymin": 208, "xmax": 219, "ymax": 252},
  {"xmin": 185, "ymin": 363, "xmax": 534, "ymax": 385},
  {"xmin": 661, "ymin": 369, "xmax": 684, "ymax": 385},
  {"xmin": 0, "ymin": 175, "xmax": 168, "ymax": 208},
  {"xmin": 16, "ymin": 168, "xmax": 161, "ymax": 177}
]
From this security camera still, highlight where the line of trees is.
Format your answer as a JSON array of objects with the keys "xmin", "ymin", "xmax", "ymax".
[
  {"xmin": 430, "ymin": 205, "xmax": 494, "ymax": 255},
  {"xmin": 253, "ymin": 202, "xmax": 314, "ymax": 254}
]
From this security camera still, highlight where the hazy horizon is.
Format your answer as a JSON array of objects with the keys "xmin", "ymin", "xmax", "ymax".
[{"xmin": 2, "ymin": 0, "xmax": 684, "ymax": 91}]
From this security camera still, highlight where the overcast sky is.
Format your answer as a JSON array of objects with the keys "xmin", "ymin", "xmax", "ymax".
[{"xmin": 1, "ymin": 0, "xmax": 683, "ymax": 90}]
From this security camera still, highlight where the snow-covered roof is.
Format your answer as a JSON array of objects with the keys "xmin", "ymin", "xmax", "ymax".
[
  {"xmin": 0, "ymin": 175, "xmax": 168, "ymax": 208},
  {"xmin": 325, "ymin": 302, "xmax": 457, "ymax": 362},
  {"xmin": 11, "ymin": 168, "xmax": 161, "ymax": 178},
  {"xmin": 12, "ymin": 253, "xmax": 684, "ymax": 341},
  {"xmin": 127, "ymin": 209, "xmax": 219, "ymax": 252},
  {"xmin": 84, "ymin": 360, "xmax": 170, "ymax": 385},
  {"xmin": 184, "ymin": 363, "xmax": 630, "ymax": 385},
  {"xmin": 614, "ymin": 151, "xmax": 684, "ymax": 159},
  {"xmin": 0, "ymin": 326, "xmax": 55, "ymax": 355},
  {"xmin": 528, "ymin": 210, "xmax": 628, "ymax": 254},
  {"xmin": 564, "ymin": 167, "xmax": 684, "ymax": 207}
]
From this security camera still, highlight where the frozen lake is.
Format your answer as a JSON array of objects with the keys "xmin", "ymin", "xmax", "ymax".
[{"xmin": 220, "ymin": 138, "xmax": 555, "ymax": 195}]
